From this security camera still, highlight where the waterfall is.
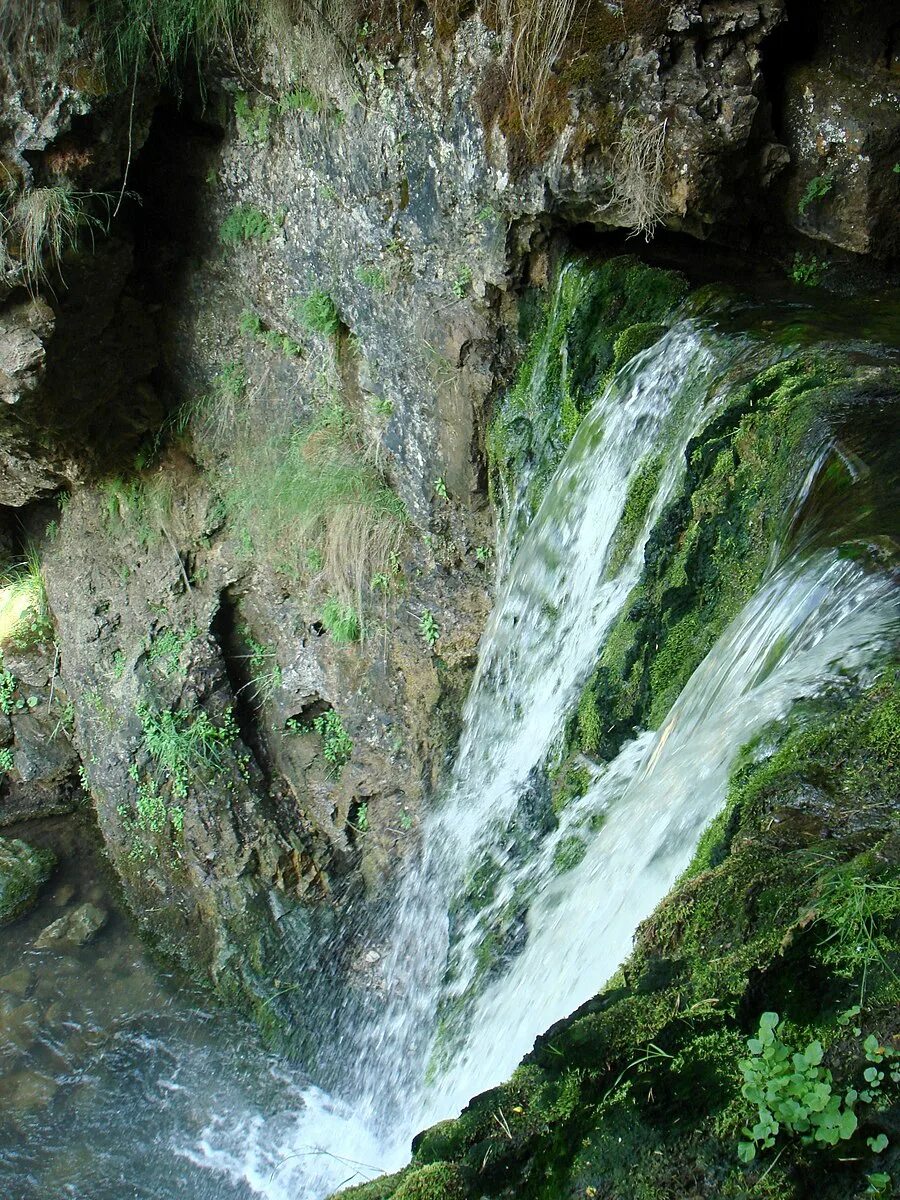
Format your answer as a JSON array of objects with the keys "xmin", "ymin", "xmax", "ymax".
[{"xmin": 188, "ymin": 318, "xmax": 897, "ymax": 1199}]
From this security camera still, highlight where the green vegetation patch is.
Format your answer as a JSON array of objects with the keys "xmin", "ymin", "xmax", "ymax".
[
  {"xmin": 0, "ymin": 836, "xmax": 56, "ymax": 926},
  {"xmin": 487, "ymin": 256, "xmax": 687, "ymax": 519},
  {"xmin": 223, "ymin": 403, "xmax": 407, "ymax": 598}
]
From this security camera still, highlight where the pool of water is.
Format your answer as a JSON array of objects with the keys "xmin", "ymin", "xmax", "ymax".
[{"xmin": 0, "ymin": 815, "xmax": 339, "ymax": 1200}]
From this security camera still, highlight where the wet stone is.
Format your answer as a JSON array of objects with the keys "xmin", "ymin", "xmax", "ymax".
[
  {"xmin": 35, "ymin": 902, "xmax": 108, "ymax": 950},
  {"xmin": 0, "ymin": 966, "xmax": 32, "ymax": 997}
]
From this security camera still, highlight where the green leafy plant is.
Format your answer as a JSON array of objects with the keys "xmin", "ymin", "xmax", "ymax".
[
  {"xmin": 790, "ymin": 252, "xmax": 828, "ymax": 288},
  {"xmin": 451, "ymin": 265, "xmax": 473, "ymax": 298},
  {"xmin": 235, "ymin": 91, "xmax": 271, "ymax": 143},
  {"xmin": 312, "ymin": 709, "xmax": 352, "ymax": 770},
  {"xmin": 419, "ymin": 609, "xmax": 440, "ymax": 648},
  {"xmin": 798, "ymin": 174, "xmax": 835, "ymax": 215},
  {"xmin": 354, "ymin": 801, "xmax": 369, "ymax": 832},
  {"xmin": 279, "ymin": 87, "xmax": 322, "ymax": 115},
  {"xmin": 138, "ymin": 703, "xmax": 237, "ymax": 799},
  {"xmin": 322, "ymin": 598, "xmax": 361, "ymax": 644},
  {"xmin": 355, "ymin": 264, "xmax": 388, "ymax": 292},
  {"xmin": 0, "ymin": 669, "xmax": 19, "ymax": 715},
  {"xmin": 372, "ymin": 397, "xmax": 394, "ymax": 417},
  {"xmin": 292, "ymin": 289, "xmax": 340, "ymax": 336},
  {"xmin": 146, "ymin": 624, "xmax": 198, "ymax": 677},
  {"xmin": 219, "ymin": 204, "xmax": 274, "ymax": 245},
  {"xmin": 434, "ymin": 477, "xmax": 449, "ymax": 501},
  {"xmin": 737, "ymin": 1012, "xmax": 858, "ymax": 1162},
  {"xmin": 0, "ymin": 748, "xmax": 14, "ymax": 775},
  {"xmin": 475, "ymin": 545, "xmax": 493, "ymax": 565}
]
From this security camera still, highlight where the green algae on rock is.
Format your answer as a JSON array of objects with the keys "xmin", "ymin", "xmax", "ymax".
[{"xmin": 0, "ymin": 835, "xmax": 55, "ymax": 926}]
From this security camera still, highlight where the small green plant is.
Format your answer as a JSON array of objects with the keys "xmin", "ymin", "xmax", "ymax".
[
  {"xmin": 240, "ymin": 626, "xmax": 282, "ymax": 704},
  {"xmin": 219, "ymin": 204, "xmax": 274, "ymax": 245},
  {"xmin": 279, "ymin": 87, "xmax": 323, "ymax": 115},
  {"xmin": 147, "ymin": 624, "xmax": 198, "ymax": 677},
  {"xmin": 0, "ymin": 748, "xmax": 14, "ymax": 775},
  {"xmin": 434, "ymin": 477, "xmax": 449, "ymax": 501},
  {"xmin": 372, "ymin": 397, "xmax": 394, "ymax": 417},
  {"xmin": 798, "ymin": 174, "xmax": 835, "ymax": 214},
  {"xmin": 119, "ymin": 767, "xmax": 184, "ymax": 862},
  {"xmin": 419, "ymin": 609, "xmax": 440, "ymax": 648},
  {"xmin": 475, "ymin": 545, "xmax": 493, "ymax": 565},
  {"xmin": 790, "ymin": 252, "xmax": 828, "ymax": 288},
  {"xmin": 867, "ymin": 1173, "xmax": 892, "ymax": 1197},
  {"xmin": 0, "ymin": 669, "xmax": 18, "ymax": 715},
  {"xmin": 355, "ymin": 264, "xmax": 388, "ymax": 292},
  {"xmin": 476, "ymin": 204, "xmax": 498, "ymax": 223},
  {"xmin": 292, "ymin": 290, "xmax": 340, "ymax": 336},
  {"xmin": 371, "ymin": 572, "xmax": 389, "ymax": 592},
  {"xmin": 235, "ymin": 92, "xmax": 272, "ymax": 144},
  {"xmin": 737, "ymin": 1012, "xmax": 858, "ymax": 1162},
  {"xmin": 306, "ymin": 547, "xmax": 324, "ymax": 572},
  {"xmin": 138, "ymin": 703, "xmax": 237, "ymax": 799},
  {"xmin": 354, "ymin": 801, "xmax": 369, "ymax": 832},
  {"xmin": 239, "ymin": 309, "xmax": 264, "ymax": 337},
  {"xmin": 312, "ymin": 709, "xmax": 352, "ymax": 770},
  {"xmin": 322, "ymin": 599, "xmax": 361, "ymax": 644},
  {"xmin": 451, "ymin": 265, "xmax": 473, "ymax": 299}
]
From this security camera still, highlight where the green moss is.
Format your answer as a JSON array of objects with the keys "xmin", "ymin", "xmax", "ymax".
[
  {"xmin": 488, "ymin": 257, "xmax": 686, "ymax": 520},
  {"xmin": 607, "ymin": 452, "xmax": 664, "ymax": 576},
  {"xmin": 0, "ymin": 836, "xmax": 55, "ymax": 926},
  {"xmin": 552, "ymin": 835, "xmax": 588, "ymax": 873},
  {"xmin": 570, "ymin": 352, "xmax": 883, "ymax": 761},
  {"xmin": 393, "ymin": 1162, "xmax": 467, "ymax": 1199}
]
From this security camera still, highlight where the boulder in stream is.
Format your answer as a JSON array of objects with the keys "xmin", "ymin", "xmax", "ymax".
[
  {"xmin": 0, "ymin": 835, "xmax": 55, "ymax": 926},
  {"xmin": 35, "ymin": 901, "xmax": 107, "ymax": 950}
]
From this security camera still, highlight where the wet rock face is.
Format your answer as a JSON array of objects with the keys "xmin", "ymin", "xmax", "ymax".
[
  {"xmin": 773, "ymin": 0, "xmax": 900, "ymax": 258},
  {"xmin": 0, "ymin": 836, "xmax": 55, "ymax": 925}
]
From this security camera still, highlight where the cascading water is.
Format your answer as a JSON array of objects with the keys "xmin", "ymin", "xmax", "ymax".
[
  {"xmin": 187, "ymin": 312, "xmax": 896, "ymax": 1197},
  {"xmin": 2, "ymin": 282, "xmax": 896, "ymax": 1200}
]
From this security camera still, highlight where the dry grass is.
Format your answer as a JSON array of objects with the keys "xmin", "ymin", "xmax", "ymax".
[
  {"xmin": 4, "ymin": 184, "xmax": 112, "ymax": 293},
  {"xmin": 499, "ymin": 0, "xmax": 581, "ymax": 144},
  {"xmin": 223, "ymin": 402, "xmax": 407, "ymax": 608},
  {"xmin": 608, "ymin": 115, "xmax": 672, "ymax": 240}
]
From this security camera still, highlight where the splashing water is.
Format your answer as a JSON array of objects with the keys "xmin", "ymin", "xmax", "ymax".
[{"xmin": 189, "ymin": 320, "xmax": 895, "ymax": 1198}]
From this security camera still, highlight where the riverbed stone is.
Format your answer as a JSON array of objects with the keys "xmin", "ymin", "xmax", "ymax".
[
  {"xmin": 0, "ymin": 835, "xmax": 55, "ymax": 926},
  {"xmin": 35, "ymin": 901, "xmax": 107, "ymax": 950},
  {"xmin": 0, "ymin": 965, "xmax": 33, "ymax": 997}
]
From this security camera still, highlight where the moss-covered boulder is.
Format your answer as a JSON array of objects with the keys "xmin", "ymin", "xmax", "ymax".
[{"xmin": 0, "ymin": 835, "xmax": 55, "ymax": 926}]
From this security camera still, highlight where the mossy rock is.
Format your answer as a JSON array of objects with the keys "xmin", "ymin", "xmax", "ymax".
[
  {"xmin": 393, "ymin": 1162, "xmax": 467, "ymax": 1199},
  {"xmin": 488, "ymin": 256, "xmax": 687, "ymax": 521},
  {"xmin": 0, "ymin": 835, "xmax": 55, "ymax": 926}
]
